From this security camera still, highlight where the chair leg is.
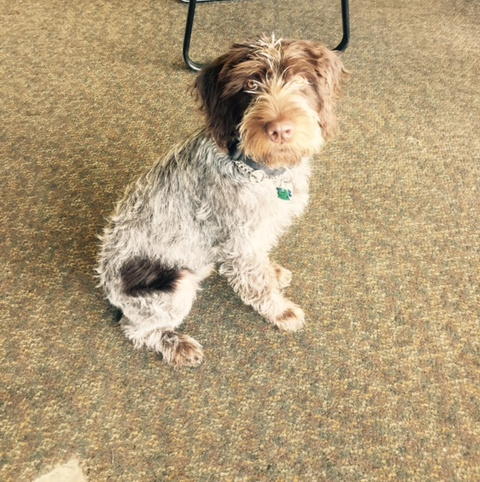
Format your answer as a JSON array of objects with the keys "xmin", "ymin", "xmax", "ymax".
[
  {"xmin": 183, "ymin": 0, "xmax": 350, "ymax": 71},
  {"xmin": 334, "ymin": 0, "xmax": 350, "ymax": 52},
  {"xmin": 183, "ymin": 0, "xmax": 204, "ymax": 71}
]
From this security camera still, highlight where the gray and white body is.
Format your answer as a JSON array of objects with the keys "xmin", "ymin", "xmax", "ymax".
[{"xmin": 97, "ymin": 36, "xmax": 346, "ymax": 366}]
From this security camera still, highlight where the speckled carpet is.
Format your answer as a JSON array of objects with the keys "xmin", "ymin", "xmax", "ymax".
[{"xmin": 1, "ymin": 0, "xmax": 479, "ymax": 480}]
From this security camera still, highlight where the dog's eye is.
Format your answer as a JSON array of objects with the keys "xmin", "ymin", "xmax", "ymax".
[{"xmin": 245, "ymin": 80, "xmax": 259, "ymax": 91}]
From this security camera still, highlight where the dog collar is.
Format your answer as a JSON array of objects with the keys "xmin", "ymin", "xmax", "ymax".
[
  {"xmin": 228, "ymin": 140, "xmax": 287, "ymax": 177},
  {"xmin": 228, "ymin": 139, "xmax": 293, "ymax": 200}
]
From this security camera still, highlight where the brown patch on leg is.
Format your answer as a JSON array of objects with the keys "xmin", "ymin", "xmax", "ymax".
[
  {"xmin": 120, "ymin": 258, "xmax": 190, "ymax": 297},
  {"xmin": 273, "ymin": 263, "xmax": 292, "ymax": 289},
  {"xmin": 276, "ymin": 308, "xmax": 296, "ymax": 323},
  {"xmin": 272, "ymin": 303, "xmax": 305, "ymax": 332}
]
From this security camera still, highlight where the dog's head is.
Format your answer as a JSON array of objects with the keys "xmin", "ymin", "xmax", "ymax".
[{"xmin": 194, "ymin": 35, "xmax": 347, "ymax": 168}]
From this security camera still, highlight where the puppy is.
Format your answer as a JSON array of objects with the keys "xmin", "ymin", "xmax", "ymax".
[{"xmin": 97, "ymin": 36, "xmax": 346, "ymax": 366}]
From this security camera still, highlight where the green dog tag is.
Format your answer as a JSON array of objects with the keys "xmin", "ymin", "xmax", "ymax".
[{"xmin": 277, "ymin": 187, "xmax": 292, "ymax": 200}]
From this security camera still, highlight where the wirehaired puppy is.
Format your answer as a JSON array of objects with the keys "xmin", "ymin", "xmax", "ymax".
[{"xmin": 97, "ymin": 36, "xmax": 346, "ymax": 366}]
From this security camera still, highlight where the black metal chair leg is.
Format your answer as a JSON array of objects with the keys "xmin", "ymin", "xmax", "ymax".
[
  {"xmin": 183, "ymin": 0, "xmax": 203, "ymax": 71},
  {"xmin": 334, "ymin": 0, "xmax": 350, "ymax": 52},
  {"xmin": 183, "ymin": 0, "xmax": 350, "ymax": 71}
]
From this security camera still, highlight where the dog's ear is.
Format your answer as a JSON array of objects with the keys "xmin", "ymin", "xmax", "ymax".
[
  {"xmin": 193, "ymin": 53, "xmax": 245, "ymax": 149},
  {"xmin": 309, "ymin": 45, "xmax": 348, "ymax": 139}
]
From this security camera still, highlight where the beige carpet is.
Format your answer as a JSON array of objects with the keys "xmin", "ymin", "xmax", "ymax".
[{"xmin": 1, "ymin": 0, "xmax": 479, "ymax": 480}]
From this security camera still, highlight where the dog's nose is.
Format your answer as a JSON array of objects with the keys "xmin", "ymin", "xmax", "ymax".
[{"xmin": 266, "ymin": 121, "xmax": 295, "ymax": 144}]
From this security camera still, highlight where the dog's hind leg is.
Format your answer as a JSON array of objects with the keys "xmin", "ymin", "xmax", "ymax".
[{"xmin": 113, "ymin": 261, "xmax": 212, "ymax": 366}]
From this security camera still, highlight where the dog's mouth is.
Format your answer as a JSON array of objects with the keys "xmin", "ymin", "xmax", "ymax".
[
  {"xmin": 237, "ymin": 141, "xmax": 303, "ymax": 168},
  {"xmin": 238, "ymin": 121, "xmax": 324, "ymax": 168},
  {"xmin": 262, "ymin": 144, "xmax": 307, "ymax": 168}
]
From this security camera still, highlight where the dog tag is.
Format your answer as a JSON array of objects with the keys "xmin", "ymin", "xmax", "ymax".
[{"xmin": 276, "ymin": 187, "xmax": 292, "ymax": 201}]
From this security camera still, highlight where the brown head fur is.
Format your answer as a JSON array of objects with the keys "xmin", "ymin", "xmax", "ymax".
[{"xmin": 193, "ymin": 36, "xmax": 347, "ymax": 167}]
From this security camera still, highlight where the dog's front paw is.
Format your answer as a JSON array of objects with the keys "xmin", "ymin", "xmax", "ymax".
[
  {"xmin": 271, "ymin": 303, "xmax": 305, "ymax": 332},
  {"xmin": 161, "ymin": 332, "xmax": 204, "ymax": 367}
]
